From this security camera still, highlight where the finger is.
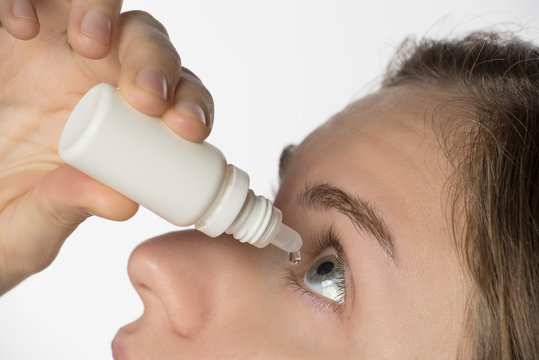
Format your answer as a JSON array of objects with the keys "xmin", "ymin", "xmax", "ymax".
[
  {"xmin": 162, "ymin": 68, "xmax": 214, "ymax": 142},
  {"xmin": 0, "ymin": 0, "xmax": 39, "ymax": 40},
  {"xmin": 79, "ymin": 10, "xmax": 214, "ymax": 141},
  {"xmin": 67, "ymin": 0, "xmax": 123, "ymax": 59},
  {"xmin": 115, "ymin": 10, "xmax": 181, "ymax": 116},
  {"xmin": 0, "ymin": 165, "xmax": 138, "ymax": 290}
]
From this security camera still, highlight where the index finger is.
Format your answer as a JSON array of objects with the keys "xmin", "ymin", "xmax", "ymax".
[{"xmin": 114, "ymin": 12, "xmax": 213, "ymax": 142}]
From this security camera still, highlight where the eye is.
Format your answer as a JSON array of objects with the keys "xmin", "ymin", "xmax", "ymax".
[
  {"xmin": 284, "ymin": 227, "xmax": 348, "ymax": 311},
  {"xmin": 303, "ymin": 254, "xmax": 345, "ymax": 304}
]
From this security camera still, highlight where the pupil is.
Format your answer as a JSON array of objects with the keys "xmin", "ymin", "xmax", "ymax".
[{"xmin": 317, "ymin": 261, "xmax": 334, "ymax": 275}]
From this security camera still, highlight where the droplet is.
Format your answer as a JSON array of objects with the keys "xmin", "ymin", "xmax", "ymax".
[{"xmin": 288, "ymin": 251, "xmax": 301, "ymax": 265}]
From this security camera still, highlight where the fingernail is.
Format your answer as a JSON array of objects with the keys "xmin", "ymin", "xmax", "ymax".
[
  {"xmin": 136, "ymin": 68, "xmax": 168, "ymax": 101},
  {"xmin": 81, "ymin": 9, "xmax": 111, "ymax": 45},
  {"xmin": 12, "ymin": 0, "xmax": 36, "ymax": 21},
  {"xmin": 175, "ymin": 99, "xmax": 207, "ymax": 127}
]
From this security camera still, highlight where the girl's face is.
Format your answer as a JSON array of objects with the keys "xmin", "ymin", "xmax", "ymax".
[{"xmin": 112, "ymin": 86, "xmax": 470, "ymax": 359}]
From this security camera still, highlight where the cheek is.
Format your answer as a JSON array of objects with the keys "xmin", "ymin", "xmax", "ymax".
[
  {"xmin": 286, "ymin": 301, "xmax": 355, "ymax": 358},
  {"xmin": 120, "ymin": 268, "xmax": 354, "ymax": 359},
  {"xmin": 204, "ymin": 268, "xmax": 355, "ymax": 359}
]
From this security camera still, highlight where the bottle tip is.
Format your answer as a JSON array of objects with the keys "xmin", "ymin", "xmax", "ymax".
[{"xmin": 271, "ymin": 223, "xmax": 303, "ymax": 253}]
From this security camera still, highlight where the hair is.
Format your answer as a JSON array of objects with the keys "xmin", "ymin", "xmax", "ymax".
[{"xmin": 381, "ymin": 31, "xmax": 539, "ymax": 359}]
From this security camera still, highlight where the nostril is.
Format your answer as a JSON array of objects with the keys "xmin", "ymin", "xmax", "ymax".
[{"xmin": 133, "ymin": 283, "xmax": 153, "ymax": 299}]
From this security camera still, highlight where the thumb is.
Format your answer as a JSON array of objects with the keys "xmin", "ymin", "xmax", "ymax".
[{"xmin": 0, "ymin": 165, "xmax": 138, "ymax": 294}]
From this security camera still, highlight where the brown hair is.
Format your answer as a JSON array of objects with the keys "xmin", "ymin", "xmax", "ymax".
[{"xmin": 382, "ymin": 32, "xmax": 539, "ymax": 359}]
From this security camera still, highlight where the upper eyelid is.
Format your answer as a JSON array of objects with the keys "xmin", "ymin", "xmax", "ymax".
[{"xmin": 302, "ymin": 226, "xmax": 345, "ymax": 260}]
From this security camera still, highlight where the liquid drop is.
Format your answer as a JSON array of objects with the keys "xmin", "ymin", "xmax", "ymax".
[{"xmin": 288, "ymin": 251, "xmax": 301, "ymax": 265}]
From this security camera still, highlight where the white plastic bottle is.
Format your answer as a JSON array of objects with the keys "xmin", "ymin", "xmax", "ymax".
[{"xmin": 59, "ymin": 83, "xmax": 302, "ymax": 253}]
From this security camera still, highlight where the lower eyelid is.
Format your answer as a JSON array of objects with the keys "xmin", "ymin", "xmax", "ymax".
[{"xmin": 285, "ymin": 270, "xmax": 344, "ymax": 314}]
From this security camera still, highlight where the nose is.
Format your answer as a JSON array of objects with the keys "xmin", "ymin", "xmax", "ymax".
[
  {"xmin": 127, "ymin": 230, "xmax": 269, "ymax": 338},
  {"xmin": 127, "ymin": 230, "xmax": 217, "ymax": 337}
]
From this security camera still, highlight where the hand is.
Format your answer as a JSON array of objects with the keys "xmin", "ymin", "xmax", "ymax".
[{"xmin": 0, "ymin": 0, "xmax": 214, "ymax": 295}]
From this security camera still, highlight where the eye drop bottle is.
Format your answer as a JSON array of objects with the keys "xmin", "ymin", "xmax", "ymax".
[{"xmin": 59, "ymin": 83, "xmax": 302, "ymax": 253}]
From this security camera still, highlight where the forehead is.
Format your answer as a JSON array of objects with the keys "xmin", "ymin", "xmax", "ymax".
[{"xmin": 291, "ymin": 86, "xmax": 446, "ymax": 183}]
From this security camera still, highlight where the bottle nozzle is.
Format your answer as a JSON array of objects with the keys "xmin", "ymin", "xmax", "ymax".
[{"xmin": 270, "ymin": 223, "xmax": 302, "ymax": 253}]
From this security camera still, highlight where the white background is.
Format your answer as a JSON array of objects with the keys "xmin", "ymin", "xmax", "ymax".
[{"xmin": 1, "ymin": 0, "xmax": 537, "ymax": 359}]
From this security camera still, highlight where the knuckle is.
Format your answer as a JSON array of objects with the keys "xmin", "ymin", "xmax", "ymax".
[
  {"xmin": 180, "ymin": 67, "xmax": 201, "ymax": 82},
  {"xmin": 118, "ymin": 11, "xmax": 180, "ymax": 68}
]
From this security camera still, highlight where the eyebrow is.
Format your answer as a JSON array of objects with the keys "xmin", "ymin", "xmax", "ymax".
[
  {"xmin": 279, "ymin": 144, "xmax": 297, "ymax": 181},
  {"xmin": 298, "ymin": 183, "xmax": 396, "ymax": 263}
]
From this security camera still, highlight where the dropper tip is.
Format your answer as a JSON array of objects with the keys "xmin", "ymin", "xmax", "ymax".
[{"xmin": 271, "ymin": 223, "xmax": 303, "ymax": 253}]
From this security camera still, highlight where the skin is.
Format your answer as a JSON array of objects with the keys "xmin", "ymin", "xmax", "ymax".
[
  {"xmin": 113, "ymin": 86, "xmax": 471, "ymax": 359},
  {"xmin": 0, "ymin": 1, "xmax": 214, "ymax": 295}
]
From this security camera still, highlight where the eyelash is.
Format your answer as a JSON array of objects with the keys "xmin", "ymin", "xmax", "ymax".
[{"xmin": 285, "ymin": 227, "xmax": 348, "ymax": 313}]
